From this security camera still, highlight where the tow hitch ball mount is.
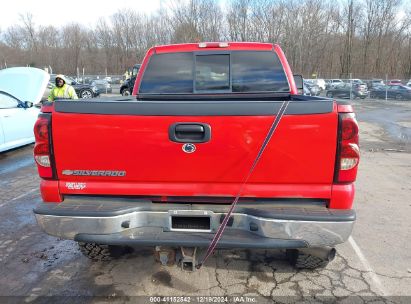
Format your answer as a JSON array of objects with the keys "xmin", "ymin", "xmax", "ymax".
[{"xmin": 154, "ymin": 246, "xmax": 198, "ymax": 272}]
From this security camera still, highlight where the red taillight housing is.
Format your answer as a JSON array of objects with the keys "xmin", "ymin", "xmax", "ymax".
[
  {"xmin": 34, "ymin": 114, "xmax": 55, "ymax": 179},
  {"xmin": 335, "ymin": 113, "xmax": 360, "ymax": 183}
]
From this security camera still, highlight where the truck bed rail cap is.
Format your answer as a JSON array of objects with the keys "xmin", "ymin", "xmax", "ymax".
[{"xmin": 54, "ymin": 100, "xmax": 333, "ymax": 116}]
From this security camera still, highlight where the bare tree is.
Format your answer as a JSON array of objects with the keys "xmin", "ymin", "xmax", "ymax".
[
  {"xmin": 340, "ymin": 0, "xmax": 356, "ymax": 77},
  {"xmin": 60, "ymin": 23, "xmax": 86, "ymax": 75},
  {"xmin": 2, "ymin": 25, "xmax": 25, "ymax": 50},
  {"xmin": 19, "ymin": 13, "xmax": 38, "ymax": 53},
  {"xmin": 374, "ymin": 0, "xmax": 401, "ymax": 75},
  {"xmin": 226, "ymin": 0, "xmax": 254, "ymax": 41},
  {"xmin": 165, "ymin": 0, "xmax": 223, "ymax": 42},
  {"xmin": 95, "ymin": 18, "xmax": 117, "ymax": 71},
  {"xmin": 36, "ymin": 25, "xmax": 59, "ymax": 70},
  {"xmin": 1, "ymin": 0, "xmax": 410, "ymax": 78}
]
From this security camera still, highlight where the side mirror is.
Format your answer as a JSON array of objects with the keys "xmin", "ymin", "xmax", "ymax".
[
  {"xmin": 293, "ymin": 75, "xmax": 304, "ymax": 90},
  {"xmin": 23, "ymin": 101, "xmax": 33, "ymax": 108}
]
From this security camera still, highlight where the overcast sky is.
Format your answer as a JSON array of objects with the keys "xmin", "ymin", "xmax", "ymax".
[
  {"xmin": 2, "ymin": 0, "xmax": 408, "ymax": 31},
  {"xmin": 1, "ymin": 0, "xmax": 164, "ymax": 29}
]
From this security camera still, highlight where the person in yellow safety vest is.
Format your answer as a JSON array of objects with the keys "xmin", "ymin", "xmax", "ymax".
[{"xmin": 48, "ymin": 74, "xmax": 78, "ymax": 101}]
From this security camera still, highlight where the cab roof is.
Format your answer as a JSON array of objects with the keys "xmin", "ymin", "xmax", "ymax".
[{"xmin": 152, "ymin": 42, "xmax": 276, "ymax": 54}]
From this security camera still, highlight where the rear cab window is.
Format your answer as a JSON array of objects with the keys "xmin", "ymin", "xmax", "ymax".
[{"xmin": 139, "ymin": 51, "xmax": 290, "ymax": 94}]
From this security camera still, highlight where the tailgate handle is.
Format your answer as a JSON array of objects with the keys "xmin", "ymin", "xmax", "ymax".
[
  {"xmin": 176, "ymin": 125, "xmax": 204, "ymax": 133},
  {"xmin": 169, "ymin": 123, "xmax": 211, "ymax": 143}
]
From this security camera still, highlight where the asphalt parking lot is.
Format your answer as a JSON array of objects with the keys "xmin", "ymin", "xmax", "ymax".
[{"xmin": 0, "ymin": 98, "xmax": 410, "ymax": 303}]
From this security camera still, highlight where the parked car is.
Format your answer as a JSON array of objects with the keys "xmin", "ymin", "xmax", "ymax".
[
  {"xmin": 326, "ymin": 83, "xmax": 368, "ymax": 99},
  {"xmin": 303, "ymin": 83, "xmax": 311, "ymax": 95},
  {"xmin": 370, "ymin": 85, "xmax": 411, "ymax": 100},
  {"xmin": 352, "ymin": 79, "xmax": 363, "ymax": 84},
  {"xmin": 306, "ymin": 78, "xmax": 326, "ymax": 91},
  {"xmin": 111, "ymin": 76, "xmax": 122, "ymax": 84},
  {"xmin": 388, "ymin": 79, "xmax": 402, "ymax": 85},
  {"xmin": 0, "ymin": 67, "xmax": 48, "ymax": 152},
  {"xmin": 371, "ymin": 83, "xmax": 386, "ymax": 91},
  {"xmin": 369, "ymin": 85, "xmax": 387, "ymax": 99},
  {"xmin": 366, "ymin": 79, "xmax": 384, "ymax": 89},
  {"xmin": 325, "ymin": 79, "xmax": 344, "ymax": 90},
  {"xmin": 346, "ymin": 79, "xmax": 366, "ymax": 87},
  {"xmin": 49, "ymin": 74, "xmax": 99, "ymax": 99},
  {"xmin": 304, "ymin": 80, "xmax": 320, "ymax": 96},
  {"xmin": 82, "ymin": 76, "xmax": 93, "ymax": 84},
  {"xmin": 314, "ymin": 78, "xmax": 326, "ymax": 91},
  {"xmin": 120, "ymin": 78, "xmax": 134, "ymax": 96},
  {"xmin": 120, "ymin": 64, "xmax": 141, "ymax": 96},
  {"xmin": 91, "ymin": 79, "xmax": 112, "ymax": 94}
]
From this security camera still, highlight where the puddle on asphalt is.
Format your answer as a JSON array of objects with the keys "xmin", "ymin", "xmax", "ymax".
[
  {"xmin": 152, "ymin": 270, "xmax": 173, "ymax": 287},
  {"xmin": 357, "ymin": 107, "xmax": 411, "ymax": 144},
  {"xmin": 0, "ymin": 155, "xmax": 34, "ymax": 175},
  {"xmin": 385, "ymin": 124, "xmax": 410, "ymax": 142}
]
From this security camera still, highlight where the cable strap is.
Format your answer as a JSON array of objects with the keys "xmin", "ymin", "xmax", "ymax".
[{"xmin": 196, "ymin": 100, "xmax": 290, "ymax": 269}]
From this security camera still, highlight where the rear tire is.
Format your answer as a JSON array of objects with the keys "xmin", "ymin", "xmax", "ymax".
[
  {"xmin": 80, "ymin": 89, "xmax": 93, "ymax": 99},
  {"xmin": 121, "ymin": 89, "xmax": 130, "ymax": 96},
  {"xmin": 286, "ymin": 248, "xmax": 336, "ymax": 269},
  {"xmin": 78, "ymin": 242, "xmax": 129, "ymax": 261}
]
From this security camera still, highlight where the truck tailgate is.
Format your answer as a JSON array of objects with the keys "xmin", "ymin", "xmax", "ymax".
[{"xmin": 51, "ymin": 100, "xmax": 337, "ymax": 198}]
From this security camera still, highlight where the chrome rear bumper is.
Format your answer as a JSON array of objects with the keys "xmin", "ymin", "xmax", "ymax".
[{"xmin": 34, "ymin": 198, "xmax": 355, "ymax": 248}]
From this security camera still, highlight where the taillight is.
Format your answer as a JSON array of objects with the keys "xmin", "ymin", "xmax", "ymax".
[
  {"xmin": 335, "ymin": 113, "xmax": 360, "ymax": 183},
  {"xmin": 33, "ymin": 114, "xmax": 54, "ymax": 179}
]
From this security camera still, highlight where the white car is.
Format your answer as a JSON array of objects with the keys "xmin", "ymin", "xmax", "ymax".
[
  {"xmin": 326, "ymin": 79, "xmax": 344, "ymax": 89},
  {"xmin": 308, "ymin": 78, "xmax": 326, "ymax": 91},
  {"xmin": 0, "ymin": 67, "xmax": 49, "ymax": 152}
]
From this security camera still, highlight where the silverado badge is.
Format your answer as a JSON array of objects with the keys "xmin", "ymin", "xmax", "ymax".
[{"xmin": 62, "ymin": 170, "xmax": 126, "ymax": 177}]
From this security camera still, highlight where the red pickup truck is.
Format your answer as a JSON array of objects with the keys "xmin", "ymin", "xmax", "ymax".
[{"xmin": 33, "ymin": 42, "xmax": 359, "ymax": 269}]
